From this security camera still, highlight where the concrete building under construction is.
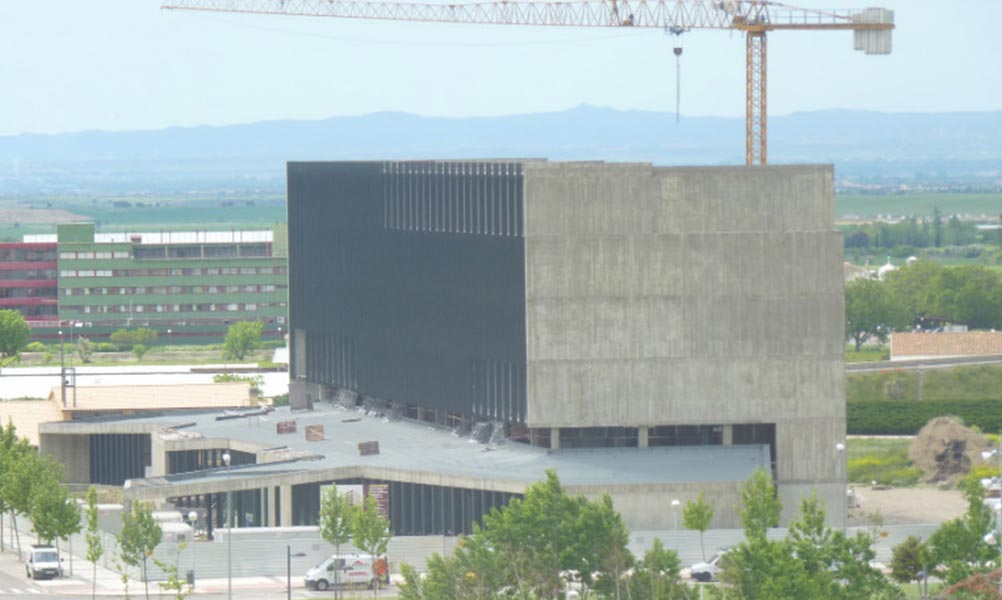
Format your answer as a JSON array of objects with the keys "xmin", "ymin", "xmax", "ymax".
[
  {"xmin": 40, "ymin": 160, "xmax": 846, "ymax": 535},
  {"xmin": 285, "ymin": 160, "xmax": 846, "ymax": 526}
]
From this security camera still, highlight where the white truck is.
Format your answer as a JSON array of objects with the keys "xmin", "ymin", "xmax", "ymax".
[
  {"xmin": 304, "ymin": 554, "xmax": 389, "ymax": 591},
  {"xmin": 25, "ymin": 544, "xmax": 62, "ymax": 580}
]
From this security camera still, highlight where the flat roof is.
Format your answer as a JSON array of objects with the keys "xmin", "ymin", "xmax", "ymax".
[
  {"xmin": 54, "ymin": 404, "xmax": 770, "ymax": 493},
  {"xmin": 46, "ymin": 382, "xmax": 254, "ymax": 415}
]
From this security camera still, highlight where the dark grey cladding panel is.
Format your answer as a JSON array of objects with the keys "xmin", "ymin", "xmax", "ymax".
[{"xmin": 288, "ymin": 161, "xmax": 528, "ymax": 422}]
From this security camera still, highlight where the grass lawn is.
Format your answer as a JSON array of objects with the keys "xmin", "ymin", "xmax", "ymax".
[
  {"xmin": 16, "ymin": 345, "xmax": 277, "ymax": 367},
  {"xmin": 846, "ymin": 437, "xmax": 920, "ymax": 486},
  {"xmin": 846, "ymin": 347, "xmax": 889, "ymax": 363},
  {"xmin": 837, "ymin": 192, "xmax": 1002, "ymax": 219},
  {"xmin": 0, "ymin": 194, "xmax": 286, "ymax": 241}
]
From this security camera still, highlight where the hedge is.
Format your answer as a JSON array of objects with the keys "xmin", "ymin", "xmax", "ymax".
[{"xmin": 848, "ymin": 399, "xmax": 1002, "ymax": 435}]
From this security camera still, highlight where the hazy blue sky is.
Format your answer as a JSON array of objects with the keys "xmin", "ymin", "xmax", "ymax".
[{"xmin": 1, "ymin": 0, "xmax": 999, "ymax": 135}]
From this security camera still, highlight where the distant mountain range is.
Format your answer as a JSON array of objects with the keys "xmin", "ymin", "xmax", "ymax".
[{"xmin": 1, "ymin": 106, "xmax": 1000, "ymax": 194}]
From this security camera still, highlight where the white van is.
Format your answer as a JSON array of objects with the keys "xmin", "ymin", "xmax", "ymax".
[
  {"xmin": 304, "ymin": 554, "xmax": 389, "ymax": 591},
  {"xmin": 26, "ymin": 545, "xmax": 62, "ymax": 580}
]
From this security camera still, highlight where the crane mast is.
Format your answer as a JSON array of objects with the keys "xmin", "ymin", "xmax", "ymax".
[{"xmin": 163, "ymin": 0, "xmax": 894, "ymax": 165}]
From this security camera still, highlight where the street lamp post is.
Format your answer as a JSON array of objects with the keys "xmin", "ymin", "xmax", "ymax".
[
  {"xmin": 287, "ymin": 546, "xmax": 306, "ymax": 600},
  {"xmin": 58, "ymin": 329, "xmax": 65, "ymax": 407},
  {"xmin": 167, "ymin": 329, "xmax": 172, "ymax": 346},
  {"xmin": 836, "ymin": 442, "xmax": 848, "ymax": 535},
  {"xmin": 222, "ymin": 451, "xmax": 232, "ymax": 600},
  {"xmin": 671, "ymin": 498, "xmax": 681, "ymax": 530},
  {"xmin": 188, "ymin": 510, "xmax": 198, "ymax": 589}
]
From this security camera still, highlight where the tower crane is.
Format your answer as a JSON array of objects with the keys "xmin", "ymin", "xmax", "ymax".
[{"xmin": 162, "ymin": 0, "xmax": 894, "ymax": 165}]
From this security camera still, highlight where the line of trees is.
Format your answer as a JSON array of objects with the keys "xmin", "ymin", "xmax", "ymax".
[
  {"xmin": 889, "ymin": 473, "xmax": 1000, "ymax": 598},
  {"xmin": 397, "ymin": 469, "xmax": 902, "ymax": 600},
  {"xmin": 318, "ymin": 484, "xmax": 393, "ymax": 599},
  {"xmin": 846, "ymin": 262, "xmax": 1002, "ymax": 350},
  {"xmin": 842, "ymin": 208, "xmax": 1000, "ymax": 252},
  {"xmin": 0, "ymin": 420, "xmax": 80, "ymax": 555}
]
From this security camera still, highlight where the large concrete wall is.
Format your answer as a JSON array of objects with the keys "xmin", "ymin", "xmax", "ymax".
[
  {"xmin": 523, "ymin": 163, "xmax": 845, "ymax": 512},
  {"xmin": 39, "ymin": 432, "xmax": 90, "ymax": 484}
]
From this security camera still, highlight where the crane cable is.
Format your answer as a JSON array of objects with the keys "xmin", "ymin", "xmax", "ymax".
[{"xmin": 668, "ymin": 25, "xmax": 686, "ymax": 124}]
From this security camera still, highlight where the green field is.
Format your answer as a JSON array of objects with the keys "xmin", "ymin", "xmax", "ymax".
[
  {"xmin": 0, "ymin": 194, "xmax": 286, "ymax": 241},
  {"xmin": 837, "ymin": 192, "xmax": 1002, "ymax": 219}
]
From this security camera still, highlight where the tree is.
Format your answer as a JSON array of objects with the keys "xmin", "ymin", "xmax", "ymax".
[
  {"xmin": 928, "ymin": 474, "xmax": 995, "ymax": 584},
  {"xmin": 109, "ymin": 327, "xmax": 158, "ymax": 349},
  {"xmin": 85, "ymin": 487, "xmax": 104, "ymax": 600},
  {"xmin": 319, "ymin": 485, "xmax": 355, "ymax": 599},
  {"xmin": 399, "ymin": 470, "xmax": 634, "ymax": 600},
  {"xmin": 0, "ymin": 419, "xmax": 21, "ymax": 552},
  {"xmin": 154, "ymin": 542, "xmax": 194, "ymax": 600},
  {"xmin": 682, "ymin": 492, "xmax": 714, "ymax": 560},
  {"xmin": 223, "ymin": 320, "xmax": 263, "ymax": 361},
  {"xmin": 118, "ymin": 501, "xmax": 163, "ymax": 600},
  {"xmin": 29, "ymin": 455, "xmax": 81, "ymax": 545},
  {"xmin": 0, "ymin": 309, "xmax": 31, "ymax": 366},
  {"xmin": 884, "ymin": 261, "xmax": 942, "ymax": 326},
  {"xmin": 718, "ymin": 480, "xmax": 903, "ymax": 600},
  {"xmin": 572, "ymin": 494, "xmax": 633, "ymax": 600},
  {"xmin": 890, "ymin": 535, "xmax": 929, "ymax": 596},
  {"xmin": 133, "ymin": 344, "xmax": 147, "ymax": 362},
  {"xmin": 623, "ymin": 538, "xmax": 685, "ymax": 600},
  {"xmin": 1, "ymin": 431, "xmax": 37, "ymax": 556},
  {"xmin": 76, "ymin": 336, "xmax": 93, "ymax": 363},
  {"xmin": 738, "ymin": 468, "xmax": 781, "ymax": 541},
  {"xmin": 932, "ymin": 207, "xmax": 943, "ymax": 248},
  {"xmin": 930, "ymin": 265, "xmax": 1002, "ymax": 330},
  {"xmin": 845, "ymin": 278, "xmax": 902, "ymax": 351},
  {"xmin": 351, "ymin": 495, "xmax": 391, "ymax": 599}
]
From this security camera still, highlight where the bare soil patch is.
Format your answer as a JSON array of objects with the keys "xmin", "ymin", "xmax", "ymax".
[
  {"xmin": 849, "ymin": 485, "xmax": 967, "ymax": 526},
  {"xmin": 0, "ymin": 207, "xmax": 88, "ymax": 224}
]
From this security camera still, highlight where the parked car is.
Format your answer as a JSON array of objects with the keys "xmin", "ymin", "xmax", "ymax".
[
  {"xmin": 689, "ymin": 547, "xmax": 729, "ymax": 582},
  {"xmin": 26, "ymin": 544, "xmax": 62, "ymax": 580}
]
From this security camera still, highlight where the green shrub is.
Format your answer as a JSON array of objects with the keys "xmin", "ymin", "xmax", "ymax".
[
  {"xmin": 848, "ymin": 365, "xmax": 1002, "ymax": 404},
  {"xmin": 847, "ymin": 445, "xmax": 920, "ymax": 486},
  {"xmin": 92, "ymin": 342, "xmax": 119, "ymax": 353},
  {"xmin": 847, "ymin": 371, "xmax": 920, "ymax": 404},
  {"xmin": 848, "ymin": 400, "xmax": 1002, "ymax": 435},
  {"xmin": 970, "ymin": 463, "xmax": 997, "ymax": 481},
  {"xmin": 25, "ymin": 341, "xmax": 46, "ymax": 352},
  {"xmin": 272, "ymin": 393, "xmax": 289, "ymax": 407}
]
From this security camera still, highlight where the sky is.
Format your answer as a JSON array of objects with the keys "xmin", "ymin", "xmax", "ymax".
[{"xmin": 0, "ymin": 0, "xmax": 999, "ymax": 136}]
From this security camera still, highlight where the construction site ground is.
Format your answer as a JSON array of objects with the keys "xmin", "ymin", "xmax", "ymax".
[{"xmin": 849, "ymin": 485, "xmax": 967, "ymax": 526}]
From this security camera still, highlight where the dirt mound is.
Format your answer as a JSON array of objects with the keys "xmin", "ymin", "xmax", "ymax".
[{"xmin": 908, "ymin": 417, "xmax": 990, "ymax": 484}]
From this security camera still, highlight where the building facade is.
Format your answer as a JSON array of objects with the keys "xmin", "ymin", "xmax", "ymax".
[
  {"xmin": 287, "ymin": 160, "xmax": 846, "ymax": 525},
  {"xmin": 0, "ymin": 242, "xmax": 58, "ymax": 325},
  {"xmin": 20, "ymin": 223, "xmax": 289, "ymax": 342},
  {"xmin": 37, "ymin": 160, "xmax": 846, "ymax": 537}
]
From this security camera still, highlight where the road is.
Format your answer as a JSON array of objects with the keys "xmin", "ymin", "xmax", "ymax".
[{"xmin": 846, "ymin": 354, "xmax": 1002, "ymax": 373}]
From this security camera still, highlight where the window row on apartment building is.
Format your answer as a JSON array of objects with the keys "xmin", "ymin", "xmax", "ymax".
[
  {"xmin": 64, "ymin": 284, "xmax": 281, "ymax": 296},
  {"xmin": 64, "ymin": 301, "xmax": 287, "ymax": 315},
  {"xmin": 0, "ymin": 269, "xmax": 58, "ymax": 280},
  {"xmin": 0, "ymin": 248, "xmax": 57, "ymax": 262},
  {"xmin": 60, "ymin": 266, "xmax": 287, "ymax": 278},
  {"xmin": 60, "ymin": 244, "xmax": 272, "ymax": 261}
]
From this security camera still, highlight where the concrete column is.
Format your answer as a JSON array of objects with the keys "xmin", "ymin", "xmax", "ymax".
[
  {"xmin": 550, "ymin": 428, "xmax": 560, "ymax": 450},
  {"xmin": 280, "ymin": 484, "xmax": 293, "ymax": 527},
  {"xmin": 265, "ymin": 487, "xmax": 277, "ymax": 527},
  {"xmin": 638, "ymin": 427, "xmax": 649, "ymax": 448},
  {"xmin": 722, "ymin": 425, "xmax": 733, "ymax": 446},
  {"xmin": 149, "ymin": 433, "xmax": 167, "ymax": 477}
]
